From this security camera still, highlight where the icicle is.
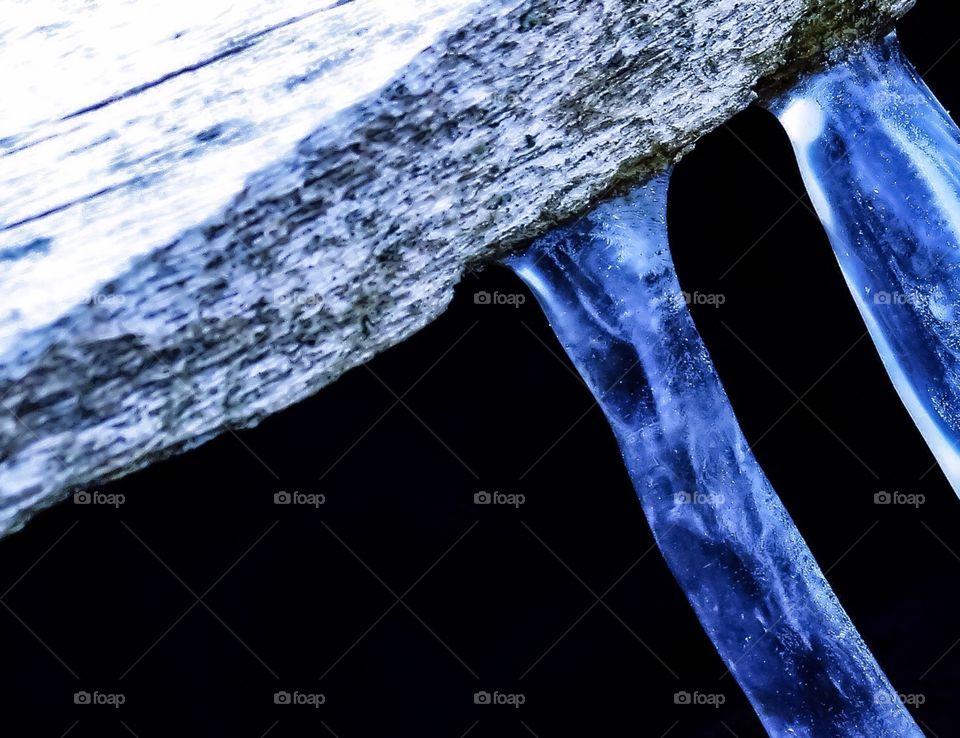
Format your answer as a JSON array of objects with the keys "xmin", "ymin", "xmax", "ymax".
[
  {"xmin": 506, "ymin": 173, "xmax": 921, "ymax": 737},
  {"xmin": 770, "ymin": 32, "xmax": 960, "ymax": 496}
]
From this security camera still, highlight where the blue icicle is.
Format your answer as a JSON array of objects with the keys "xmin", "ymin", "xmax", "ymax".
[
  {"xmin": 507, "ymin": 174, "xmax": 921, "ymax": 737},
  {"xmin": 771, "ymin": 32, "xmax": 960, "ymax": 497}
]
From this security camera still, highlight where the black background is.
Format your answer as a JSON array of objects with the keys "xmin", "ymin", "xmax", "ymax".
[{"xmin": 3, "ymin": 2, "xmax": 960, "ymax": 736}]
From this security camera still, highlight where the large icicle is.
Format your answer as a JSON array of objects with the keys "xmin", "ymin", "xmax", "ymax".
[
  {"xmin": 507, "ymin": 174, "xmax": 920, "ymax": 737},
  {"xmin": 770, "ymin": 32, "xmax": 960, "ymax": 496}
]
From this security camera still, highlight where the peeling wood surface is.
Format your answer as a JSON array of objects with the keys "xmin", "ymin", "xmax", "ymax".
[{"xmin": 0, "ymin": 0, "xmax": 913, "ymax": 533}]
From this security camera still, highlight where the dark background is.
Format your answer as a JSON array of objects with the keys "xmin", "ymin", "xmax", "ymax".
[{"xmin": 3, "ymin": 3, "xmax": 960, "ymax": 736}]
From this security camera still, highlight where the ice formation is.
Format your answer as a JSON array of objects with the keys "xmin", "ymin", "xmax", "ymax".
[
  {"xmin": 771, "ymin": 32, "xmax": 960, "ymax": 496},
  {"xmin": 507, "ymin": 174, "xmax": 921, "ymax": 736}
]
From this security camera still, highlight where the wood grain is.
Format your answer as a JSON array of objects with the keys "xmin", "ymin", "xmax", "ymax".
[{"xmin": 0, "ymin": 0, "xmax": 914, "ymax": 533}]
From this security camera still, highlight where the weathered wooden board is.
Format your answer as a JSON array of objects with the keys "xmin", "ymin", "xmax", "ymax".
[{"xmin": 0, "ymin": 0, "xmax": 913, "ymax": 533}]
